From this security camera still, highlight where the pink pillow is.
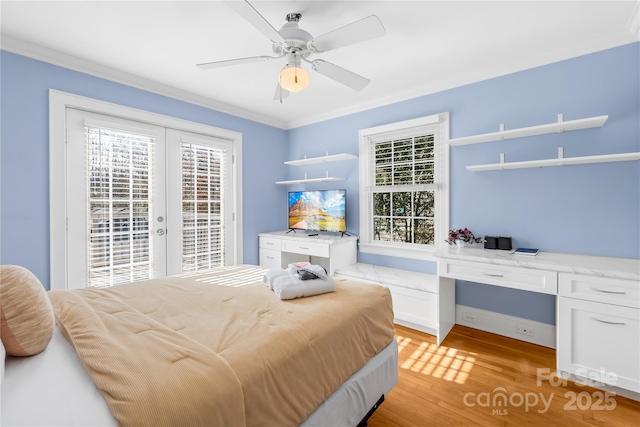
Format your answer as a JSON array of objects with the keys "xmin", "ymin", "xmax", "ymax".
[{"xmin": 0, "ymin": 265, "xmax": 54, "ymax": 356}]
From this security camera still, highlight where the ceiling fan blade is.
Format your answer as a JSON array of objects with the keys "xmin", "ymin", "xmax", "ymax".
[
  {"xmin": 196, "ymin": 56, "xmax": 274, "ymax": 70},
  {"xmin": 308, "ymin": 15, "xmax": 385, "ymax": 53},
  {"xmin": 225, "ymin": 0, "xmax": 285, "ymax": 43},
  {"xmin": 273, "ymin": 83, "xmax": 290, "ymax": 102},
  {"xmin": 311, "ymin": 59, "xmax": 370, "ymax": 91}
]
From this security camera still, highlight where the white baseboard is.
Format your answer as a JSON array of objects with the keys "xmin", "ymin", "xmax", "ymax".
[{"xmin": 455, "ymin": 304, "xmax": 556, "ymax": 349}]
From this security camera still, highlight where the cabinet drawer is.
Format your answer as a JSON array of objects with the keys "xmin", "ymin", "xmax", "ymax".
[
  {"xmin": 335, "ymin": 275, "xmax": 438, "ymax": 330},
  {"xmin": 558, "ymin": 297, "xmax": 640, "ymax": 392},
  {"xmin": 559, "ymin": 273, "xmax": 639, "ymax": 309},
  {"xmin": 259, "ymin": 237, "xmax": 281, "ymax": 250},
  {"xmin": 259, "ymin": 248, "xmax": 281, "ymax": 269},
  {"xmin": 282, "ymin": 240, "xmax": 329, "ymax": 257},
  {"xmin": 386, "ymin": 283, "xmax": 438, "ymax": 330},
  {"xmin": 438, "ymin": 259, "xmax": 557, "ymax": 295}
]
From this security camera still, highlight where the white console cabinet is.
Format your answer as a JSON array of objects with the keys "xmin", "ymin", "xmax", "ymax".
[{"xmin": 258, "ymin": 231, "xmax": 357, "ymax": 275}]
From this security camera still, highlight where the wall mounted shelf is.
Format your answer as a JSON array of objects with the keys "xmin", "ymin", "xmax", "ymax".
[
  {"xmin": 284, "ymin": 152, "xmax": 357, "ymax": 166},
  {"xmin": 449, "ymin": 114, "xmax": 608, "ymax": 146},
  {"xmin": 276, "ymin": 172, "xmax": 346, "ymax": 185},
  {"xmin": 467, "ymin": 148, "xmax": 640, "ymax": 172}
]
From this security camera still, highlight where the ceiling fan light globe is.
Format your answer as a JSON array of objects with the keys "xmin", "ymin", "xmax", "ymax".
[{"xmin": 279, "ymin": 66, "xmax": 310, "ymax": 93}]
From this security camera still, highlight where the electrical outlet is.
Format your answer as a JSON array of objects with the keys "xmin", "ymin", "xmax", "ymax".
[
  {"xmin": 462, "ymin": 312, "xmax": 477, "ymax": 323},
  {"xmin": 516, "ymin": 324, "xmax": 534, "ymax": 337}
]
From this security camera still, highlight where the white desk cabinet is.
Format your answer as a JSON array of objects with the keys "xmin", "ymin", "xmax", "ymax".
[
  {"xmin": 434, "ymin": 246, "xmax": 640, "ymax": 395},
  {"xmin": 334, "ymin": 263, "xmax": 455, "ymax": 345},
  {"xmin": 258, "ymin": 236, "xmax": 281, "ymax": 268},
  {"xmin": 258, "ymin": 231, "xmax": 357, "ymax": 275},
  {"xmin": 558, "ymin": 273, "xmax": 640, "ymax": 393}
]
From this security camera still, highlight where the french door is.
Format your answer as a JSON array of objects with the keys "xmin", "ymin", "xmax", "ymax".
[{"xmin": 65, "ymin": 109, "xmax": 234, "ymax": 289}]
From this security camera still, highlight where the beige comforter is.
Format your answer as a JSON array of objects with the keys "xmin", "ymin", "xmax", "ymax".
[{"xmin": 48, "ymin": 265, "xmax": 395, "ymax": 427}]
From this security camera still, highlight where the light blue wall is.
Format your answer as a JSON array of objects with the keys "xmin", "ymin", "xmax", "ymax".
[
  {"xmin": 2, "ymin": 43, "xmax": 638, "ymax": 325},
  {"xmin": 287, "ymin": 43, "xmax": 640, "ymax": 325},
  {"xmin": 0, "ymin": 51, "xmax": 288, "ymax": 290}
]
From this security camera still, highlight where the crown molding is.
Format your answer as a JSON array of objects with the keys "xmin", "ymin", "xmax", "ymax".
[
  {"xmin": 2, "ymin": 24, "xmax": 637, "ymax": 132},
  {"xmin": 286, "ymin": 29, "xmax": 638, "ymax": 129},
  {"xmin": 0, "ymin": 34, "xmax": 288, "ymax": 129},
  {"xmin": 628, "ymin": 1, "xmax": 640, "ymax": 40}
]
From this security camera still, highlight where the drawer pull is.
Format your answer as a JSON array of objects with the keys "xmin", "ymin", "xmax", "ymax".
[
  {"xmin": 266, "ymin": 242, "xmax": 274, "ymax": 245},
  {"xmin": 591, "ymin": 317, "xmax": 626, "ymax": 326},
  {"xmin": 299, "ymin": 246, "xmax": 309, "ymax": 250},
  {"xmin": 590, "ymin": 287, "xmax": 626, "ymax": 295},
  {"xmin": 266, "ymin": 256, "xmax": 274, "ymax": 260},
  {"xmin": 482, "ymin": 272, "xmax": 504, "ymax": 277}
]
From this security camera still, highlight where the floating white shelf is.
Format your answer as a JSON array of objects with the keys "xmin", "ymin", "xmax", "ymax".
[
  {"xmin": 276, "ymin": 172, "xmax": 346, "ymax": 185},
  {"xmin": 467, "ymin": 149, "xmax": 640, "ymax": 172},
  {"xmin": 284, "ymin": 152, "xmax": 357, "ymax": 166},
  {"xmin": 449, "ymin": 114, "xmax": 608, "ymax": 146}
]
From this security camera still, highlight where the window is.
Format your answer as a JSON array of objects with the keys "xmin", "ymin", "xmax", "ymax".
[{"xmin": 359, "ymin": 113, "xmax": 449, "ymax": 260}]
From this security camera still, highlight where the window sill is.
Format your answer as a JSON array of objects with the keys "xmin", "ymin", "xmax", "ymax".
[{"xmin": 358, "ymin": 242, "xmax": 438, "ymax": 262}]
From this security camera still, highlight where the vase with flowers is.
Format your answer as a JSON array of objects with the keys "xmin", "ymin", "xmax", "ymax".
[{"xmin": 446, "ymin": 228, "xmax": 484, "ymax": 246}]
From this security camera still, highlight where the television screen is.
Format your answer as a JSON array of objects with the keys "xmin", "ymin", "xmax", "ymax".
[{"xmin": 288, "ymin": 190, "xmax": 346, "ymax": 232}]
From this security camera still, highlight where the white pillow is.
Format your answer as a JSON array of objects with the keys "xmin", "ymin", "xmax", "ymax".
[{"xmin": 1, "ymin": 339, "xmax": 5, "ymax": 383}]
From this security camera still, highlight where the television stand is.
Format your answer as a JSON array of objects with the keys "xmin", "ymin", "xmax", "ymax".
[
  {"xmin": 285, "ymin": 228, "xmax": 297, "ymax": 234},
  {"xmin": 258, "ymin": 231, "xmax": 357, "ymax": 275}
]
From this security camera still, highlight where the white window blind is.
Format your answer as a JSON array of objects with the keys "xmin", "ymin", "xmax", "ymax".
[
  {"xmin": 181, "ymin": 142, "xmax": 226, "ymax": 272},
  {"xmin": 85, "ymin": 126, "xmax": 155, "ymax": 287},
  {"xmin": 367, "ymin": 131, "xmax": 437, "ymax": 245}
]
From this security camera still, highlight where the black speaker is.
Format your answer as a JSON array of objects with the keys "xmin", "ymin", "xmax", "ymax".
[
  {"xmin": 484, "ymin": 236, "xmax": 498, "ymax": 249},
  {"xmin": 484, "ymin": 236, "xmax": 512, "ymax": 250},
  {"xmin": 498, "ymin": 236, "xmax": 512, "ymax": 250}
]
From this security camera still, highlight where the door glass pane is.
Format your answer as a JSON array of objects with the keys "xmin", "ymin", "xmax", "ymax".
[
  {"xmin": 86, "ymin": 126, "xmax": 155, "ymax": 287},
  {"xmin": 181, "ymin": 143, "xmax": 225, "ymax": 272}
]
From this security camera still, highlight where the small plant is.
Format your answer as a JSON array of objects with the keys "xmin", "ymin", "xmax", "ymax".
[{"xmin": 446, "ymin": 228, "xmax": 484, "ymax": 245}]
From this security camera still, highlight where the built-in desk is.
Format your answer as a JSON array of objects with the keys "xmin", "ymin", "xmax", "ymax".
[
  {"xmin": 434, "ymin": 246, "xmax": 640, "ymax": 395},
  {"xmin": 434, "ymin": 245, "xmax": 639, "ymax": 282},
  {"xmin": 258, "ymin": 231, "xmax": 357, "ymax": 275}
]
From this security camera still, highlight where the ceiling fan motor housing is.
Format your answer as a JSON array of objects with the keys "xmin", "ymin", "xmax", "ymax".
[{"xmin": 272, "ymin": 15, "xmax": 313, "ymax": 58}]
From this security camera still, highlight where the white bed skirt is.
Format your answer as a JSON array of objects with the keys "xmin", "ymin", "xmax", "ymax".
[{"xmin": 1, "ymin": 326, "xmax": 398, "ymax": 426}]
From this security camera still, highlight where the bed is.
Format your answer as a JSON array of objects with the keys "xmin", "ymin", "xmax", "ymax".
[{"xmin": 1, "ymin": 265, "xmax": 398, "ymax": 427}]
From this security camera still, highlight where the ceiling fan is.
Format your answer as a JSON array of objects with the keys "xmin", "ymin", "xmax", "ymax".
[{"xmin": 196, "ymin": 0, "xmax": 386, "ymax": 101}]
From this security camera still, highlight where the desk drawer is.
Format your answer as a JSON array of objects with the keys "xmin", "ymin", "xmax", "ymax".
[
  {"xmin": 282, "ymin": 240, "xmax": 329, "ymax": 257},
  {"xmin": 559, "ymin": 273, "xmax": 639, "ymax": 309},
  {"xmin": 259, "ymin": 248, "xmax": 281, "ymax": 268},
  {"xmin": 439, "ymin": 259, "xmax": 557, "ymax": 295},
  {"xmin": 259, "ymin": 237, "xmax": 281, "ymax": 250}
]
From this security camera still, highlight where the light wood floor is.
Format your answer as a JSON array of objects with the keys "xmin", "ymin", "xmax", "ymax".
[{"xmin": 368, "ymin": 325, "xmax": 640, "ymax": 427}]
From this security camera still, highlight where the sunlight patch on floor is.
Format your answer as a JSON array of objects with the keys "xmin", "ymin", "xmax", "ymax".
[{"xmin": 396, "ymin": 335, "xmax": 476, "ymax": 384}]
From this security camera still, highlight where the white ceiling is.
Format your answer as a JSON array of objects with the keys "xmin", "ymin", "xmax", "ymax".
[{"xmin": 2, "ymin": 1, "xmax": 638, "ymax": 129}]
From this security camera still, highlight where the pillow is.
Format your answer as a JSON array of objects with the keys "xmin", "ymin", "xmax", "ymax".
[
  {"xmin": 1, "ymin": 340, "xmax": 5, "ymax": 382},
  {"xmin": 0, "ymin": 265, "xmax": 54, "ymax": 356}
]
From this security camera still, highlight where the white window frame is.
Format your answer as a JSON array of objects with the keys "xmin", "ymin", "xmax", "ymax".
[
  {"xmin": 49, "ymin": 89, "xmax": 243, "ymax": 290},
  {"xmin": 358, "ymin": 112, "xmax": 449, "ymax": 261}
]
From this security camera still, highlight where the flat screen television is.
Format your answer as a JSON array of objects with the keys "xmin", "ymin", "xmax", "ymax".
[{"xmin": 288, "ymin": 189, "xmax": 346, "ymax": 232}]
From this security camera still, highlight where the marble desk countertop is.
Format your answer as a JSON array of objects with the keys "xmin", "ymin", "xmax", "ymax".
[
  {"xmin": 334, "ymin": 263, "xmax": 438, "ymax": 293},
  {"xmin": 434, "ymin": 245, "xmax": 640, "ymax": 281},
  {"xmin": 259, "ymin": 230, "xmax": 358, "ymax": 244}
]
